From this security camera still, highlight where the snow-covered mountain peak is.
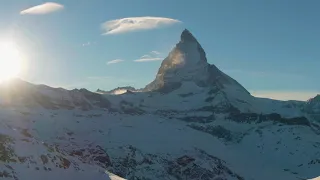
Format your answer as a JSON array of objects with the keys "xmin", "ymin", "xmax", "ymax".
[
  {"xmin": 309, "ymin": 94, "xmax": 320, "ymax": 101},
  {"xmin": 305, "ymin": 94, "xmax": 320, "ymax": 116},
  {"xmin": 174, "ymin": 28, "xmax": 208, "ymax": 65},
  {"xmin": 306, "ymin": 94, "xmax": 320, "ymax": 107},
  {"xmin": 180, "ymin": 29, "xmax": 199, "ymax": 43},
  {"xmin": 144, "ymin": 29, "xmax": 248, "ymax": 95}
]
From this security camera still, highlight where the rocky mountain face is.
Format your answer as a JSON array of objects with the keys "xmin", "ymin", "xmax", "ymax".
[
  {"xmin": 0, "ymin": 30, "xmax": 320, "ymax": 180},
  {"xmin": 304, "ymin": 95, "xmax": 320, "ymax": 122},
  {"xmin": 144, "ymin": 29, "xmax": 248, "ymax": 95}
]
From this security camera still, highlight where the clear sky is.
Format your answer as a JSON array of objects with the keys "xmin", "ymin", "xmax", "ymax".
[{"xmin": 0, "ymin": 0, "xmax": 319, "ymax": 100}]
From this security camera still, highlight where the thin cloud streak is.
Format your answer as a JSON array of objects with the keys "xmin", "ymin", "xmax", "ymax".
[
  {"xmin": 134, "ymin": 51, "xmax": 164, "ymax": 62},
  {"xmin": 151, "ymin": 51, "xmax": 161, "ymax": 55},
  {"xmin": 107, "ymin": 59, "xmax": 124, "ymax": 65},
  {"xmin": 20, "ymin": 2, "xmax": 64, "ymax": 15},
  {"xmin": 134, "ymin": 57, "xmax": 163, "ymax": 62},
  {"xmin": 82, "ymin": 42, "xmax": 96, "ymax": 46},
  {"xmin": 140, "ymin": 55, "xmax": 151, "ymax": 58},
  {"xmin": 101, "ymin": 16, "xmax": 181, "ymax": 35}
]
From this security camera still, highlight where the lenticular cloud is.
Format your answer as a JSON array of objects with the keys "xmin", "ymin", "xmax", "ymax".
[
  {"xmin": 20, "ymin": 2, "xmax": 64, "ymax": 15},
  {"xmin": 101, "ymin": 16, "xmax": 181, "ymax": 35}
]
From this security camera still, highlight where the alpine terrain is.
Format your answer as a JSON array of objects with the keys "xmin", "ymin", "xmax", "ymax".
[{"xmin": 0, "ymin": 29, "xmax": 319, "ymax": 180}]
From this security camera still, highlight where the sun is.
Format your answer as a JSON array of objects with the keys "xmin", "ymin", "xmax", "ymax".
[{"xmin": 0, "ymin": 41, "xmax": 22, "ymax": 82}]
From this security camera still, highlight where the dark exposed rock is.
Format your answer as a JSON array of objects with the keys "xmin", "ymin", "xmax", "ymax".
[
  {"xmin": 229, "ymin": 111, "xmax": 310, "ymax": 126},
  {"xmin": 119, "ymin": 100, "xmax": 145, "ymax": 115},
  {"xmin": 176, "ymin": 155, "xmax": 195, "ymax": 166},
  {"xmin": 179, "ymin": 114, "xmax": 215, "ymax": 123},
  {"xmin": 189, "ymin": 125, "xmax": 233, "ymax": 141},
  {"xmin": 179, "ymin": 92, "xmax": 194, "ymax": 97},
  {"xmin": 20, "ymin": 129, "xmax": 33, "ymax": 138},
  {"xmin": 60, "ymin": 157, "xmax": 71, "ymax": 169},
  {"xmin": 0, "ymin": 134, "xmax": 15, "ymax": 163},
  {"xmin": 40, "ymin": 155, "xmax": 49, "ymax": 164}
]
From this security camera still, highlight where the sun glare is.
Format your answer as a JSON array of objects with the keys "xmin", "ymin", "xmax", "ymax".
[{"xmin": 0, "ymin": 42, "xmax": 22, "ymax": 82}]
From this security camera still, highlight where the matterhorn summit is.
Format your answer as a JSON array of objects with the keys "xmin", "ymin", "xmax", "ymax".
[{"xmin": 144, "ymin": 29, "xmax": 248, "ymax": 94}]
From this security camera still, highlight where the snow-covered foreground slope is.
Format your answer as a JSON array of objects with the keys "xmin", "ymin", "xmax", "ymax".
[
  {"xmin": 1, "ymin": 29, "xmax": 320, "ymax": 180},
  {"xmin": 0, "ymin": 108, "xmax": 242, "ymax": 180},
  {"xmin": 1, "ymin": 107, "xmax": 319, "ymax": 180}
]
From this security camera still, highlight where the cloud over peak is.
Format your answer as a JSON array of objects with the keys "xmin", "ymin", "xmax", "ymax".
[
  {"xmin": 20, "ymin": 2, "xmax": 64, "ymax": 15},
  {"xmin": 101, "ymin": 16, "xmax": 181, "ymax": 35},
  {"xmin": 107, "ymin": 59, "xmax": 125, "ymax": 65}
]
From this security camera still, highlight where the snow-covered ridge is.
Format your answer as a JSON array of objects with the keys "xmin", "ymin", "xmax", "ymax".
[
  {"xmin": 306, "ymin": 94, "xmax": 320, "ymax": 113},
  {"xmin": 0, "ymin": 78, "xmax": 111, "ymax": 110},
  {"xmin": 97, "ymin": 86, "xmax": 138, "ymax": 95}
]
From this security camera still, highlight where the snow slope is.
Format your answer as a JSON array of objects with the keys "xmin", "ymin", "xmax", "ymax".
[{"xmin": 1, "ymin": 106, "xmax": 319, "ymax": 180}]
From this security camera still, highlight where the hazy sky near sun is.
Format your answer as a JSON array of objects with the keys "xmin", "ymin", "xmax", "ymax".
[{"xmin": 0, "ymin": 0, "xmax": 319, "ymax": 100}]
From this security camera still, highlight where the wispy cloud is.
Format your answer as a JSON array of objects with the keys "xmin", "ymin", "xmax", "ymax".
[
  {"xmin": 151, "ymin": 50, "xmax": 160, "ymax": 55},
  {"xmin": 20, "ymin": 2, "xmax": 64, "ymax": 15},
  {"xmin": 101, "ymin": 16, "xmax": 181, "ymax": 35},
  {"xmin": 140, "ymin": 55, "xmax": 151, "ymax": 59},
  {"xmin": 107, "ymin": 59, "xmax": 125, "ymax": 65},
  {"xmin": 82, "ymin": 41, "xmax": 96, "ymax": 47},
  {"xmin": 251, "ymin": 90, "xmax": 318, "ymax": 101},
  {"xmin": 134, "ymin": 51, "xmax": 164, "ymax": 62},
  {"xmin": 134, "ymin": 57, "xmax": 163, "ymax": 62}
]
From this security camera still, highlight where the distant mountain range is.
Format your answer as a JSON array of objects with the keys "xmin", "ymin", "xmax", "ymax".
[{"xmin": 0, "ymin": 29, "xmax": 319, "ymax": 180}]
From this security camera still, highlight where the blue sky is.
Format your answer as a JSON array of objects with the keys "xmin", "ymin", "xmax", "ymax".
[{"xmin": 0, "ymin": 0, "xmax": 319, "ymax": 100}]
